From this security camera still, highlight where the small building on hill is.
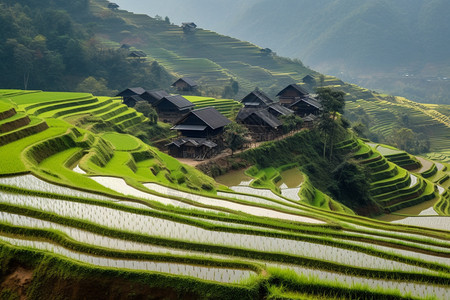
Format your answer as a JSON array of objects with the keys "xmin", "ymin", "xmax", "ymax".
[
  {"xmin": 140, "ymin": 90, "xmax": 170, "ymax": 105},
  {"xmin": 171, "ymin": 77, "xmax": 198, "ymax": 92},
  {"xmin": 182, "ymin": 22, "xmax": 197, "ymax": 34},
  {"xmin": 128, "ymin": 50, "xmax": 147, "ymax": 59},
  {"xmin": 290, "ymin": 97, "xmax": 322, "ymax": 117},
  {"xmin": 123, "ymin": 95, "xmax": 144, "ymax": 108},
  {"xmin": 167, "ymin": 137, "xmax": 217, "ymax": 160},
  {"xmin": 153, "ymin": 95, "xmax": 195, "ymax": 123},
  {"xmin": 172, "ymin": 107, "xmax": 231, "ymax": 139},
  {"xmin": 236, "ymin": 108, "xmax": 283, "ymax": 141},
  {"xmin": 267, "ymin": 103, "xmax": 294, "ymax": 118},
  {"xmin": 302, "ymin": 114, "xmax": 318, "ymax": 129},
  {"xmin": 117, "ymin": 87, "xmax": 146, "ymax": 107},
  {"xmin": 277, "ymin": 84, "xmax": 309, "ymax": 107},
  {"xmin": 168, "ymin": 107, "xmax": 231, "ymax": 159},
  {"xmin": 240, "ymin": 89, "xmax": 274, "ymax": 108},
  {"xmin": 302, "ymin": 74, "xmax": 317, "ymax": 87}
]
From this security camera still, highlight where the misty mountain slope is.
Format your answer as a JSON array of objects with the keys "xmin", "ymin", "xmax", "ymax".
[{"xmin": 114, "ymin": 0, "xmax": 450, "ymax": 104}]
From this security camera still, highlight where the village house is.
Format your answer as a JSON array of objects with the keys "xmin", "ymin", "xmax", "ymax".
[
  {"xmin": 277, "ymin": 84, "xmax": 310, "ymax": 107},
  {"xmin": 240, "ymin": 89, "xmax": 274, "ymax": 108},
  {"xmin": 117, "ymin": 87, "xmax": 146, "ymax": 107},
  {"xmin": 168, "ymin": 107, "xmax": 231, "ymax": 159},
  {"xmin": 122, "ymin": 95, "xmax": 144, "ymax": 107},
  {"xmin": 153, "ymin": 95, "xmax": 195, "ymax": 123},
  {"xmin": 171, "ymin": 77, "xmax": 198, "ymax": 92},
  {"xmin": 289, "ymin": 96, "xmax": 323, "ymax": 117},
  {"xmin": 302, "ymin": 74, "xmax": 317, "ymax": 87},
  {"xmin": 140, "ymin": 90, "xmax": 170, "ymax": 105},
  {"xmin": 182, "ymin": 22, "xmax": 197, "ymax": 34},
  {"xmin": 236, "ymin": 108, "xmax": 283, "ymax": 141},
  {"xmin": 236, "ymin": 90, "xmax": 294, "ymax": 141},
  {"xmin": 237, "ymin": 89, "xmax": 294, "ymax": 141},
  {"xmin": 127, "ymin": 50, "xmax": 147, "ymax": 60}
]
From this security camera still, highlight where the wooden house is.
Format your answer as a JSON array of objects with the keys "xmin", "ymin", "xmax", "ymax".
[
  {"xmin": 168, "ymin": 107, "xmax": 231, "ymax": 159},
  {"xmin": 182, "ymin": 22, "xmax": 197, "ymax": 34},
  {"xmin": 302, "ymin": 74, "xmax": 317, "ymax": 87},
  {"xmin": 123, "ymin": 95, "xmax": 144, "ymax": 108},
  {"xmin": 267, "ymin": 103, "xmax": 294, "ymax": 118},
  {"xmin": 153, "ymin": 95, "xmax": 195, "ymax": 123},
  {"xmin": 236, "ymin": 108, "xmax": 283, "ymax": 141},
  {"xmin": 108, "ymin": 3, "xmax": 119, "ymax": 10},
  {"xmin": 117, "ymin": 87, "xmax": 146, "ymax": 107},
  {"xmin": 302, "ymin": 114, "xmax": 318, "ymax": 129},
  {"xmin": 277, "ymin": 84, "xmax": 309, "ymax": 106},
  {"xmin": 290, "ymin": 97, "xmax": 322, "ymax": 117},
  {"xmin": 171, "ymin": 107, "xmax": 231, "ymax": 139},
  {"xmin": 128, "ymin": 50, "xmax": 147, "ymax": 59},
  {"xmin": 167, "ymin": 138, "xmax": 217, "ymax": 160},
  {"xmin": 140, "ymin": 90, "xmax": 170, "ymax": 105},
  {"xmin": 240, "ymin": 89, "xmax": 274, "ymax": 108},
  {"xmin": 171, "ymin": 77, "xmax": 198, "ymax": 92}
]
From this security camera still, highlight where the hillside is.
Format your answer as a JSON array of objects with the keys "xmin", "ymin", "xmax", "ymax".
[
  {"xmin": 1, "ymin": 89, "xmax": 449, "ymax": 299},
  {"xmin": 115, "ymin": 0, "xmax": 450, "ymax": 105},
  {"xmin": 85, "ymin": 0, "xmax": 450, "ymax": 162}
]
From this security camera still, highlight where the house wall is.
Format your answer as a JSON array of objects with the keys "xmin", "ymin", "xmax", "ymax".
[{"xmin": 292, "ymin": 102, "xmax": 320, "ymax": 117}]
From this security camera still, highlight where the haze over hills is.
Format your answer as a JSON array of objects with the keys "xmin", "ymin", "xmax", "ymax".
[{"xmin": 114, "ymin": 0, "xmax": 450, "ymax": 104}]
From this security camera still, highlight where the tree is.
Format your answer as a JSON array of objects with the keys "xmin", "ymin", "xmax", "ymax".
[
  {"xmin": 316, "ymin": 87, "xmax": 346, "ymax": 159},
  {"xmin": 134, "ymin": 101, "xmax": 158, "ymax": 125},
  {"xmin": 75, "ymin": 76, "xmax": 117, "ymax": 96},
  {"xmin": 223, "ymin": 123, "xmax": 249, "ymax": 156},
  {"xmin": 280, "ymin": 114, "xmax": 303, "ymax": 134}
]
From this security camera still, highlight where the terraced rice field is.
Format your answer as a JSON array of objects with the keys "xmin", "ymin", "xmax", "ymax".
[
  {"xmin": 0, "ymin": 89, "xmax": 449, "ymax": 299},
  {"xmin": 184, "ymin": 96, "xmax": 242, "ymax": 119}
]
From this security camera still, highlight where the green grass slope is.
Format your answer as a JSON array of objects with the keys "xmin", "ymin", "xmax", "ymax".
[{"xmin": 0, "ymin": 90, "xmax": 449, "ymax": 299}]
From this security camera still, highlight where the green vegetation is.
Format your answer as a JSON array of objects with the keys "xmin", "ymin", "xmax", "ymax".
[
  {"xmin": 0, "ymin": 0, "xmax": 449, "ymax": 297},
  {"xmin": 184, "ymin": 96, "xmax": 242, "ymax": 119},
  {"xmin": 0, "ymin": 0, "xmax": 173, "ymax": 93}
]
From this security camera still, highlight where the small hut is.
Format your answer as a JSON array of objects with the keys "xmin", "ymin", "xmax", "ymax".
[
  {"xmin": 171, "ymin": 77, "xmax": 198, "ymax": 92},
  {"xmin": 240, "ymin": 89, "xmax": 274, "ymax": 108},
  {"xmin": 277, "ymin": 84, "xmax": 309, "ymax": 107},
  {"xmin": 153, "ymin": 95, "xmax": 195, "ymax": 123}
]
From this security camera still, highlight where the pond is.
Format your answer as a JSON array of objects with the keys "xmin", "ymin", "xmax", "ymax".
[
  {"xmin": 276, "ymin": 167, "xmax": 304, "ymax": 188},
  {"xmin": 215, "ymin": 169, "xmax": 252, "ymax": 187}
]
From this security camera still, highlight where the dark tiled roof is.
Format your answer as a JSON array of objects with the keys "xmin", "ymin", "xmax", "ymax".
[
  {"xmin": 238, "ymin": 108, "xmax": 281, "ymax": 129},
  {"xmin": 128, "ymin": 50, "xmax": 147, "ymax": 57},
  {"xmin": 128, "ymin": 95, "xmax": 144, "ymax": 102},
  {"xmin": 143, "ymin": 90, "xmax": 170, "ymax": 101},
  {"xmin": 236, "ymin": 107, "xmax": 259, "ymax": 122},
  {"xmin": 189, "ymin": 107, "xmax": 231, "ymax": 129},
  {"xmin": 268, "ymin": 103, "xmax": 294, "ymax": 116},
  {"xmin": 171, "ymin": 125, "xmax": 207, "ymax": 131},
  {"xmin": 157, "ymin": 95, "xmax": 195, "ymax": 109},
  {"xmin": 240, "ymin": 89, "xmax": 274, "ymax": 106},
  {"xmin": 172, "ymin": 77, "xmax": 198, "ymax": 87},
  {"xmin": 303, "ymin": 114, "xmax": 318, "ymax": 122},
  {"xmin": 290, "ymin": 97, "xmax": 322, "ymax": 110},
  {"xmin": 253, "ymin": 110, "xmax": 282, "ymax": 128},
  {"xmin": 276, "ymin": 84, "xmax": 309, "ymax": 97},
  {"xmin": 168, "ymin": 137, "xmax": 216, "ymax": 148},
  {"xmin": 116, "ymin": 87, "xmax": 145, "ymax": 96}
]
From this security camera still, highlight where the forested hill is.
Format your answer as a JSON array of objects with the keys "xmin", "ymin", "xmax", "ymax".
[
  {"xmin": 114, "ymin": 0, "xmax": 450, "ymax": 104},
  {"xmin": 0, "ymin": 0, "xmax": 174, "ymax": 94}
]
